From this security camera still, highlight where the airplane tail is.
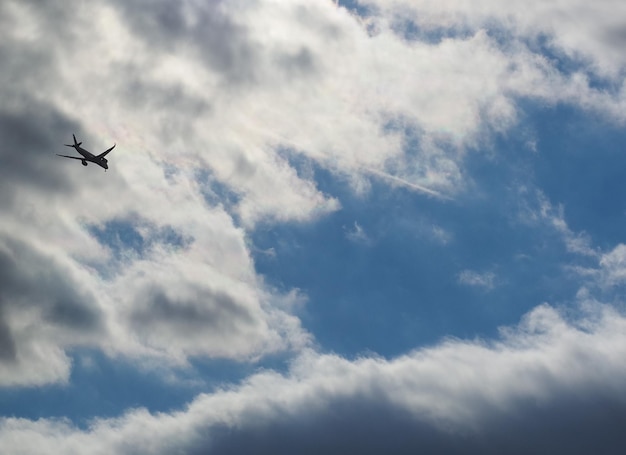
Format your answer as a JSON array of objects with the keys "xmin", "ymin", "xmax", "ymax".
[{"xmin": 65, "ymin": 134, "xmax": 82, "ymax": 147}]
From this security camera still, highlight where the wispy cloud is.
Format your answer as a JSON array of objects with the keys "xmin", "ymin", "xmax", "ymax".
[
  {"xmin": 517, "ymin": 190, "xmax": 598, "ymax": 258},
  {"xmin": 358, "ymin": 0, "xmax": 626, "ymax": 80},
  {"xmin": 595, "ymin": 243, "xmax": 626, "ymax": 289},
  {"xmin": 431, "ymin": 225, "xmax": 453, "ymax": 245},
  {"xmin": 458, "ymin": 269, "xmax": 497, "ymax": 290},
  {"xmin": 344, "ymin": 221, "xmax": 371, "ymax": 244}
]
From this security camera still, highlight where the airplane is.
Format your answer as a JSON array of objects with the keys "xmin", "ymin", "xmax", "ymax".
[{"xmin": 57, "ymin": 134, "xmax": 115, "ymax": 171}]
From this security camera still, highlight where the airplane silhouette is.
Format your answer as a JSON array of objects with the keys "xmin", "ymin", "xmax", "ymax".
[{"xmin": 57, "ymin": 134, "xmax": 115, "ymax": 171}]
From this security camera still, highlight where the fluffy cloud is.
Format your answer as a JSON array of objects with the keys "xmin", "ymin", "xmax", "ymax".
[
  {"xmin": 358, "ymin": 0, "xmax": 626, "ymax": 79},
  {"xmin": 0, "ymin": 0, "xmax": 321, "ymax": 383},
  {"xmin": 0, "ymin": 158, "xmax": 309, "ymax": 383},
  {"xmin": 0, "ymin": 0, "xmax": 621, "ymax": 370},
  {"xmin": 1, "ymin": 302, "xmax": 625, "ymax": 453},
  {"xmin": 590, "ymin": 243, "xmax": 626, "ymax": 290},
  {"xmin": 4, "ymin": 0, "xmax": 624, "ymax": 223},
  {"xmin": 0, "ymin": 0, "xmax": 625, "ymax": 444},
  {"xmin": 26, "ymin": 0, "xmax": 623, "ymax": 207}
]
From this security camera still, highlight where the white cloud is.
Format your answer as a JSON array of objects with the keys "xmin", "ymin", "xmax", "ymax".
[
  {"xmin": 517, "ymin": 190, "xmax": 598, "ymax": 258},
  {"xmin": 5, "ymin": 0, "xmax": 624, "ymax": 220},
  {"xmin": 0, "ymin": 3, "xmax": 625, "ymax": 453},
  {"xmin": 458, "ymin": 270, "xmax": 496, "ymax": 290},
  {"xmin": 1, "ymin": 301, "xmax": 625, "ymax": 453},
  {"xmin": 345, "ymin": 221, "xmax": 371, "ymax": 244},
  {"xmin": 45, "ymin": 0, "xmax": 624, "ymax": 209},
  {"xmin": 0, "ymin": 0, "xmax": 622, "ymax": 390},
  {"xmin": 0, "ymin": 120, "xmax": 313, "ymax": 381},
  {"xmin": 358, "ymin": 0, "xmax": 626, "ymax": 79},
  {"xmin": 597, "ymin": 244, "xmax": 626, "ymax": 288},
  {"xmin": 431, "ymin": 225, "xmax": 452, "ymax": 245}
]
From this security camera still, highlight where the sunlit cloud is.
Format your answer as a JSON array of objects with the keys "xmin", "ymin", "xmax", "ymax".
[{"xmin": 1, "ymin": 0, "xmax": 625, "ymax": 452}]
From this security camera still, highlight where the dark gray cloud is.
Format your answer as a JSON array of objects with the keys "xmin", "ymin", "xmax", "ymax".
[
  {"xmin": 43, "ymin": 299, "xmax": 101, "ymax": 330},
  {"xmin": 191, "ymin": 392, "xmax": 626, "ymax": 455},
  {"xmin": 0, "ymin": 101, "xmax": 82, "ymax": 203},
  {"xmin": 274, "ymin": 46, "xmax": 317, "ymax": 77},
  {"xmin": 0, "ymin": 3, "xmax": 95, "ymax": 209},
  {"xmin": 113, "ymin": 71, "xmax": 212, "ymax": 142},
  {"xmin": 113, "ymin": 0, "xmax": 261, "ymax": 84},
  {"xmin": 0, "ymin": 7, "xmax": 81, "ymax": 200},
  {"xmin": 119, "ymin": 76, "xmax": 210, "ymax": 116},
  {"xmin": 88, "ymin": 218, "xmax": 192, "ymax": 262},
  {"xmin": 0, "ymin": 235, "xmax": 103, "ymax": 365},
  {"xmin": 600, "ymin": 24, "xmax": 626, "ymax": 59},
  {"xmin": 112, "ymin": 0, "xmax": 324, "ymax": 90},
  {"xmin": 0, "ymin": 304, "xmax": 17, "ymax": 362},
  {"xmin": 131, "ymin": 285, "xmax": 256, "ymax": 336},
  {"xmin": 0, "ymin": 2, "xmax": 108, "ymax": 380},
  {"xmin": 6, "ymin": 333, "xmax": 624, "ymax": 455},
  {"xmin": 118, "ymin": 279, "xmax": 279, "ymax": 360}
]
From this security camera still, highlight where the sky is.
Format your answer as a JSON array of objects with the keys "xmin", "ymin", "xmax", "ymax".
[{"xmin": 1, "ymin": 0, "xmax": 626, "ymax": 453}]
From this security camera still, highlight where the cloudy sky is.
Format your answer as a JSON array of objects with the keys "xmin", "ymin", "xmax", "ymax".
[{"xmin": 1, "ymin": 0, "xmax": 626, "ymax": 453}]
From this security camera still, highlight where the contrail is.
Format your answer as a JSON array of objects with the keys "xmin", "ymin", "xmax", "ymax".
[
  {"xmin": 236, "ymin": 120, "xmax": 451, "ymax": 200},
  {"xmin": 363, "ymin": 167, "xmax": 451, "ymax": 199}
]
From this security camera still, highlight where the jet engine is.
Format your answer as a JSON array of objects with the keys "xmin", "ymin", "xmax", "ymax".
[{"xmin": 82, "ymin": 160, "xmax": 88, "ymax": 166}]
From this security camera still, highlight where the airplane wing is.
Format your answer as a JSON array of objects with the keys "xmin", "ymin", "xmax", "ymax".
[
  {"xmin": 97, "ymin": 143, "xmax": 116, "ymax": 159},
  {"xmin": 56, "ymin": 154, "xmax": 84, "ymax": 160}
]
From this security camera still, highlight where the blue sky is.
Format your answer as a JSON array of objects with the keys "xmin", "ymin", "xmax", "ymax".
[{"xmin": 1, "ymin": 0, "xmax": 626, "ymax": 453}]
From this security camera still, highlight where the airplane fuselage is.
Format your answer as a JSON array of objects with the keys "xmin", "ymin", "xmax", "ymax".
[
  {"xmin": 58, "ymin": 135, "xmax": 115, "ymax": 170},
  {"xmin": 70, "ymin": 144, "xmax": 109, "ymax": 169}
]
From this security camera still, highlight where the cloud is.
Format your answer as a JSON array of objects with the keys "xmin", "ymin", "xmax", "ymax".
[
  {"xmin": 431, "ymin": 225, "xmax": 453, "ymax": 245},
  {"xmin": 516, "ymin": 190, "xmax": 598, "ymax": 258},
  {"xmin": 0, "ymin": 4, "xmax": 623, "ymax": 455},
  {"xmin": 4, "ymin": 0, "xmax": 624, "ymax": 224},
  {"xmin": 0, "ymin": 100, "xmax": 80, "ymax": 205},
  {"xmin": 1, "ymin": 301, "xmax": 625, "ymax": 453},
  {"xmin": 358, "ymin": 0, "xmax": 626, "ymax": 79},
  {"xmin": 345, "ymin": 221, "xmax": 371, "ymax": 244},
  {"xmin": 590, "ymin": 243, "xmax": 626, "ymax": 290},
  {"xmin": 0, "ymin": 117, "xmax": 311, "ymax": 380},
  {"xmin": 458, "ymin": 269, "xmax": 496, "ymax": 290},
  {"xmin": 1, "ymin": 0, "xmax": 360, "ymax": 381},
  {"xmin": 0, "ymin": 234, "xmax": 103, "ymax": 386}
]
